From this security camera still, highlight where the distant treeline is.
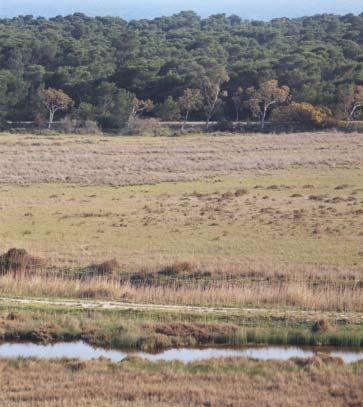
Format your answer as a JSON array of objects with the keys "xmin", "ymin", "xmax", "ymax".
[{"xmin": 1, "ymin": 11, "xmax": 363, "ymax": 130}]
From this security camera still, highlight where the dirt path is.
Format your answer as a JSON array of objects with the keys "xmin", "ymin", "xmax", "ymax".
[
  {"xmin": 0, "ymin": 296, "xmax": 360, "ymax": 321},
  {"xmin": 0, "ymin": 296, "xmax": 241, "ymax": 313}
]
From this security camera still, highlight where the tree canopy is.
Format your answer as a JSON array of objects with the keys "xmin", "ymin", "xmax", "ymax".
[{"xmin": 0, "ymin": 11, "xmax": 363, "ymax": 128}]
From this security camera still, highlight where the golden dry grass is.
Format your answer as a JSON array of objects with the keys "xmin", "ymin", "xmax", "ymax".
[{"xmin": 0, "ymin": 357, "xmax": 362, "ymax": 407}]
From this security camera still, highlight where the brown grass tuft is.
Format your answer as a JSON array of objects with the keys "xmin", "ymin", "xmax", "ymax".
[
  {"xmin": 6, "ymin": 312, "xmax": 19, "ymax": 321},
  {"xmin": 153, "ymin": 322, "xmax": 238, "ymax": 343},
  {"xmin": 66, "ymin": 361, "xmax": 88, "ymax": 371},
  {"xmin": 294, "ymin": 353, "xmax": 344, "ymax": 367},
  {"xmin": 91, "ymin": 259, "xmax": 120, "ymax": 276},
  {"xmin": 235, "ymin": 188, "xmax": 248, "ymax": 197},
  {"xmin": 312, "ymin": 319, "xmax": 330, "ymax": 333},
  {"xmin": 158, "ymin": 261, "xmax": 197, "ymax": 276}
]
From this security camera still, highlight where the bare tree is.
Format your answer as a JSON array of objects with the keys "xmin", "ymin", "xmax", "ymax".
[
  {"xmin": 200, "ymin": 65, "xmax": 229, "ymax": 129},
  {"xmin": 338, "ymin": 84, "xmax": 363, "ymax": 121},
  {"xmin": 178, "ymin": 88, "xmax": 203, "ymax": 131},
  {"xmin": 245, "ymin": 80, "xmax": 290, "ymax": 128},
  {"xmin": 40, "ymin": 88, "xmax": 74, "ymax": 129}
]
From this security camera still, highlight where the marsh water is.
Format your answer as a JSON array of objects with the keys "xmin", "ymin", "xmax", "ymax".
[{"xmin": 0, "ymin": 341, "xmax": 363, "ymax": 364}]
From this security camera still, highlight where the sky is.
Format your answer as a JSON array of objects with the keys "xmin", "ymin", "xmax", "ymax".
[{"xmin": 0, "ymin": 0, "xmax": 362, "ymax": 20}]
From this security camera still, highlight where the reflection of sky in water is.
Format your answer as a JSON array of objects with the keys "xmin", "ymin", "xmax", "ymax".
[
  {"xmin": 0, "ymin": 342, "xmax": 127, "ymax": 361},
  {"xmin": 138, "ymin": 347, "xmax": 315, "ymax": 362},
  {"xmin": 330, "ymin": 351, "xmax": 363, "ymax": 364},
  {"xmin": 0, "ymin": 342, "xmax": 362, "ymax": 364},
  {"xmin": 1, "ymin": 0, "xmax": 362, "ymax": 20}
]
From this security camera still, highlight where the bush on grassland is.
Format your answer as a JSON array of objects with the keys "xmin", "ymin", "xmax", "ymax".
[
  {"xmin": 90, "ymin": 258, "xmax": 120, "ymax": 277},
  {"xmin": 158, "ymin": 261, "xmax": 197, "ymax": 276},
  {"xmin": 58, "ymin": 117, "xmax": 101, "ymax": 134},
  {"xmin": 127, "ymin": 118, "xmax": 171, "ymax": 137},
  {"xmin": 0, "ymin": 248, "xmax": 45, "ymax": 275},
  {"xmin": 271, "ymin": 102, "xmax": 336, "ymax": 129}
]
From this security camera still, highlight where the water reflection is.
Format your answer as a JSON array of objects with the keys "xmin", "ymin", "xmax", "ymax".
[{"xmin": 0, "ymin": 341, "xmax": 362, "ymax": 364}]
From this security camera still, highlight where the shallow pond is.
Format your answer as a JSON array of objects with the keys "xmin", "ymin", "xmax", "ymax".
[{"xmin": 0, "ymin": 341, "xmax": 363, "ymax": 364}]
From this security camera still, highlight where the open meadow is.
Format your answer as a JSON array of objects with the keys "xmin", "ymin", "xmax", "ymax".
[
  {"xmin": 0, "ymin": 132, "xmax": 362, "ymax": 310},
  {"xmin": 0, "ymin": 131, "xmax": 363, "ymax": 406}
]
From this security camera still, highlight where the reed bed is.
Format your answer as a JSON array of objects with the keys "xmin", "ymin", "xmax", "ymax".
[{"xmin": 0, "ymin": 274, "xmax": 362, "ymax": 312}]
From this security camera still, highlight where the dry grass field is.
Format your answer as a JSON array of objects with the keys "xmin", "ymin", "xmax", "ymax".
[
  {"xmin": 0, "ymin": 356, "xmax": 362, "ymax": 407},
  {"xmin": 1, "ymin": 168, "xmax": 363, "ymax": 270},
  {"xmin": 0, "ymin": 132, "xmax": 362, "ymax": 185},
  {"xmin": 0, "ymin": 132, "xmax": 362, "ymax": 310}
]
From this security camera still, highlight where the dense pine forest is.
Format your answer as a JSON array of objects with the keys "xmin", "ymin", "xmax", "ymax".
[{"xmin": 1, "ymin": 11, "xmax": 363, "ymax": 130}]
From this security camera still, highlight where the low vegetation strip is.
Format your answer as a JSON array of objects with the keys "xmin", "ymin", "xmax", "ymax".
[{"xmin": 0, "ymin": 300, "xmax": 362, "ymax": 350}]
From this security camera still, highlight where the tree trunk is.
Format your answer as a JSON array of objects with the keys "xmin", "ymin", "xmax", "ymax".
[
  {"xmin": 348, "ymin": 103, "xmax": 362, "ymax": 121},
  {"xmin": 182, "ymin": 110, "xmax": 189, "ymax": 131},
  {"xmin": 48, "ymin": 110, "xmax": 54, "ymax": 129},
  {"xmin": 206, "ymin": 112, "xmax": 211, "ymax": 130},
  {"xmin": 261, "ymin": 108, "xmax": 267, "ymax": 129}
]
